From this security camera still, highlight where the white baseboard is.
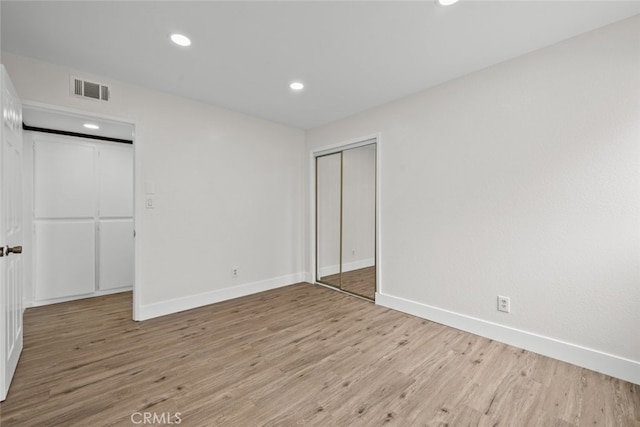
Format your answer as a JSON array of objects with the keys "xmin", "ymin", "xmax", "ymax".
[
  {"xmin": 26, "ymin": 287, "xmax": 133, "ymax": 308},
  {"xmin": 319, "ymin": 258, "xmax": 375, "ymax": 277},
  {"xmin": 376, "ymin": 292, "xmax": 640, "ymax": 385},
  {"xmin": 136, "ymin": 273, "xmax": 304, "ymax": 321}
]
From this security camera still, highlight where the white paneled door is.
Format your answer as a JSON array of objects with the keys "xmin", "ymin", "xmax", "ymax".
[
  {"xmin": 34, "ymin": 139, "xmax": 97, "ymax": 300},
  {"xmin": 35, "ymin": 220, "xmax": 95, "ymax": 300},
  {"xmin": 98, "ymin": 144, "xmax": 134, "ymax": 291},
  {"xmin": 1, "ymin": 66, "xmax": 24, "ymax": 401}
]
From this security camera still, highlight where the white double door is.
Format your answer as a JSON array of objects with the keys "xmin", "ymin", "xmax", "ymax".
[
  {"xmin": 32, "ymin": 135, "xmax": 134, "ymax": 301},
  {"xmin": 1, "ymin": 66, "xmax": 24, "ymax": 401}
]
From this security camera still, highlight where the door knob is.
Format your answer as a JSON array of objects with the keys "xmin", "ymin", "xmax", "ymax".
[{"xmin": 6, "ymin": 245, "xmax": 22, "ymax": 255}]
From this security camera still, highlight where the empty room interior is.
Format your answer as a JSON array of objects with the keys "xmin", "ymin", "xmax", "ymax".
[{"xmin": 1, "ymin": 1, "xmax": 639, "ymax": 426}]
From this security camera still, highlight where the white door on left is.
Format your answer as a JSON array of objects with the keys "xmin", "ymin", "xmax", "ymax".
[{"xmin": 0, "ymin": 65, "xmax": 24, "ymax": 401}]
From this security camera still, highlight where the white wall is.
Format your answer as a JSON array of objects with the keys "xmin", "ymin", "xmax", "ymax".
[
  {"xmin": 306, "ymin": 16, "xmax": 640, "ymax": 384},
  {"xmin": 2, "ymin": 51, "xmax": 305, "ymax": 319}
]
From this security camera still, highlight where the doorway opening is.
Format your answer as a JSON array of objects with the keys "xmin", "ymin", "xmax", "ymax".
[
  {"xmin": 314, "ymin": 137, "xmax": 378, "ymax": 300},
  {"xmin": 21, "ymin": 104, "xmax": 135, "ymax": 311}
]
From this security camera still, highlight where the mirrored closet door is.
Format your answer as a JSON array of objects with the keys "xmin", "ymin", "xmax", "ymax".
[{"xmin": 316, "ymin": 143, "xmax": 376, "ymax": 300}]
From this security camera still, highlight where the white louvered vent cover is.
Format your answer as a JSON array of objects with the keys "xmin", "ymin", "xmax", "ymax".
[{"xmin": 70, "ymin": 76, "xmax": 110, "ymax": 101}]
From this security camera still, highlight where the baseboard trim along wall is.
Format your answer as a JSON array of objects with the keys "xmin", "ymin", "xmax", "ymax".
[
  {"xmin": 137, "ymin": 273, "xmax": 304, "ymax": 321},
  {"xmin": 376, "ymin": 292, "xmax": 640, "ymax": 386},
  {"xmin": 27, "ymin": 287, "xmax": 133, "ymax": 308}
]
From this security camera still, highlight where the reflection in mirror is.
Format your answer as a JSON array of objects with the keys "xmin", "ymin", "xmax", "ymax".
[
  {"xmin": 316, "ymin": 153, "xmax": 342, "ymax": 289},
  {"xmin": 316, "ymin": 143, "xmax": 376, "ymax": 300},
  {"xmin": 340, "ymin": 144, "xmax": 376, "ymax": 299}
]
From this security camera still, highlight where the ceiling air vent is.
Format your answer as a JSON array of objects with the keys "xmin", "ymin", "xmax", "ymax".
[{"xmin": 70, "ymin": 76, "xmax": 110, "ymax": 102}]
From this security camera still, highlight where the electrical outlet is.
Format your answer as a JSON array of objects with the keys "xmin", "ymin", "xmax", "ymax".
[
  {"xmin": 232, "ymin": 267, "xmax": 239, "ymax": 278},
  {"xmin": 497, "ymin": 296, "xmax": 510, "ymax": 313}
]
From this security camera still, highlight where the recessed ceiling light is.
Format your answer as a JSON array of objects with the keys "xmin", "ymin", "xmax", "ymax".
[
  {"xmin": 170, "ymin": 33, "xmax": 191, "ymax": 47},
  {"xmin": 436, "ymin": 0, "xmax": 459, "ymax": 5},
  {"xmin": 83, "ymin": 123, "xmax": 99, "ymax": 130},
  {"xmin": 290, "ymin": 82, "xmax": 304, "ymax": 91}
]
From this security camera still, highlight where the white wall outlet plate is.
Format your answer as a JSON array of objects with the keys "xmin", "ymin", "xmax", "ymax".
[{"xmin": 498, "ymin": 296, "xmax": 510, "ymax": 313}]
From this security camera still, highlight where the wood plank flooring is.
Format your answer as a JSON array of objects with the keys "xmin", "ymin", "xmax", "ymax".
[
  {"xmin": 1, "ymin": 283, "xmax": 639, "ymax": 426},
  {"xmin": 321, "ymin": 266, "xmax": 376, "ymax": 300}
]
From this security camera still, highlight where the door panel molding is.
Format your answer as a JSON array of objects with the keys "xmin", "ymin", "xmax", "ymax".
[{"xmin": 1, "ymin": 65, "xmax": 24, "ymax": 402}]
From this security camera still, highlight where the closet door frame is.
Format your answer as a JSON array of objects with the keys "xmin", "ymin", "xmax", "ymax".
[
  {"xmin": 22, "ymin": 101, "xmax": 139, "ymax": 319},
  {"xmin": 310, "ymin": 133, "xmax": 380, "ymax": 299}
]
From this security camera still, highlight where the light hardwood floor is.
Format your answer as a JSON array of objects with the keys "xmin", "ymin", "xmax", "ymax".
[
  {"xmin": 1, "ymin": 283, "xmax": 638, "ymax": 426},
  {"xmin": 321, "ymin": 266, "xmax": 376, "ymax": 300}
]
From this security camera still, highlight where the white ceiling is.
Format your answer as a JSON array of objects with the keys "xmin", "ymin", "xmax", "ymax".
[{"xmin": 2, "ymin": 1, "xmax": 639, "ymax": 130}]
